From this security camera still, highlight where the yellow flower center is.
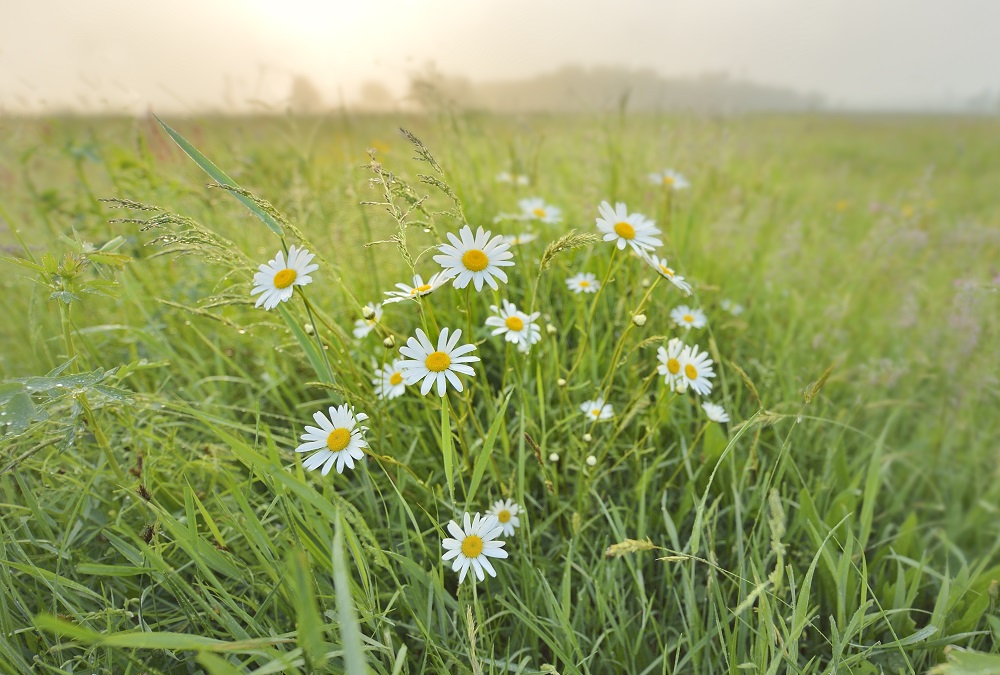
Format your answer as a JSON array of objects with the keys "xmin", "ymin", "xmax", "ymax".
[
  {"xmin": 497, "ymin": 509, "xmax": 511, "ymax": 523},
  {"xmin": 578, "ymin": 280, "xmax": 590, "ymax": 288},
  {"xmin": 614, "ymin": 221, "xmax": 636, "ymax": 240},
  {"xmin": 410, "ymin": 283, "xmax": 433, "ymax": 294},
  {"xmin": 659, "ymin": 265, "xmax": 675, "ymax": 277},
  {"xmin": 461, "ymin": 249, "xmax": 489, "ymax": 272},
  {"xmin": 683, "ymin": 314, "xmax": 695, "ymax": 323},
  {"xmin": 667, "ymin": 358, "xmax": 680, "ymax": 375},
  {"xmin": 663, "ymin": 175, "xmax": 675, "ymax": 186},
  {"xmin": 591, "ymin": 409, "xmax": 601, "ymax": 417},
  {"xmin": 425, "ymin": 351, "xmax": 451, "ymax": 372},
  {"xmin": 273, "ymin": 268, "xmax": 297, "ymax": 289},
  {"xmin": 326, "ymin": 428, "xmax": 351, "ymax": 452},
  {"xmin": 461, "ymin": 535, "xmax": 483, "ymax": 558},
  {"xmin": 505, "ymin": 316, "xmax": 524, "ymax": 331},
  {"xmin": 389, "ymin": 372, "xmax": 403, "ymax": 386},
  {"xmin": 685, "ymin": 363, "xmax": 698, "ymax": 380},
  {"xmin": 532, "ymin": 207, "xmax": 547, "ymax": 218}
]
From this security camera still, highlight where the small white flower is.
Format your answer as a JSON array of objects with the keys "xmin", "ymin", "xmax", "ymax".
[
  {"xmin": 582, "ymin": 433, "xmax": 593, "ymax": 443},
  {"xmin": 496, "ymin": 172, "xmax": 529, "ymax": 186},
  {"xmin": 648, "ymin": 169, "xmax": 690, "ymax": 190},
  {"xmin": 596, "ymin": 201, "xmax": 662, "ymax": 254},
  {"xmin": 353, "ymin": 302, "xmax": 383, "ymax": 339},
  {"xmin": 632, "ymin": 313, "xmax": 647, "ymax": 327},
  {"xmin": 670, "ymin": 305, "xmax": 707, "ymax": 330},
  {"xmin": 434, "ymin": 225, "xmax": 515, "ymax": 292},
  {"xmin": 251, "ymin": 245, "xmax": 318, "ymax": 310},
  {"xmin": 656, "ymin": 337, "xmax": 688, "ymax": 392},
  {"xmin": 485, "ymin": 299, "xmax": 541, "ymax": 353},
  {"xmin": 641, "ymin": 252, "xmax": 692, "ymax": 295},
  {"xmin": 502, "ymin": 232, "xmax": 538, "ymax": 246},
  {"xmin": 372, "ymin": 359, "xmax": 406, "ymax": 400},
  {"xmin": 548, "ymin": 452, "xmax": 560, "ymax": 462},
  {"xmin": 720, "ymin": 299, "xmax": 745, "ymax": 316},
  {"xmin": 496, "ymin": 171, "xmax": 513, "ymax": 183},
  {"xmin": 398, "ymin": 327, "xmax": 480, "ymax": 396},
  {"xmin": 566, "ymin": 272, "xmax": 600, "ymax": 294},
  {"xmin": 585, "ymin": 455, "xmax": 597, "ymax": 467},
  {"xmin": 488, "ymin": 499, "xmax": 522, "ymax": 537},
  {"xmin": 679, "ymin": 345, "xmax": 716, "ymax": 397},
  {"xmin": 518, "ymin": 197, "xmax": 562, "ymax": 224},
  {"xmin": 294, "ymin": 404, "xmax": 369, "ymax": 476},
  {"xmin": 702, "ymin": 401, "xmax": 730, "ymax": 423},
  {"xmin": 441, "ymin": 512, "xmax": 508, "ymax": 583},
  {"xmin": 383, "ymin": 273, "xmax": 449, "ymax": 304},
  {"xmin": 581, "ymin": 397, "xmax": 613, "ymax": 421}
]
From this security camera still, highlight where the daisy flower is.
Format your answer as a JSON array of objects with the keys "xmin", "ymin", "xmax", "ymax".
[
  {"xmin": 641, "ymin": 252, "xmax": 692, "ymax": 295},
  {"xmin": 488, "ymin": 499, "xmax": 522, "ymax": 537},
  {"xmin": 294, "ymin": 404, "xmax": 369, "ymax": 476},
  {"xmin": 382, "ymin": 272, "xmax": 448, "ymax": 304},
  {"xmin": 485, "ymin": 299, "xmax": 541, "ymax": 353},
  {"xmin": 657, "ymin": 337, "xmax": 688, "ymax": 392},
  {"xmin": 580, "ymin": 397, "xmax": 614, "ymax": 421},
  {"xmin": 353, "ymin": 302, "xmax": 383, "ymax": 339},
  {"xmin": 434, "ymin": 225, "xmax": 515, "ymax": 292},
  {"xmin": 595, "ymin": 201, "xmax": 662, "ymax": 254},
  {"xmin": 702, "ymin": 401, "xmax": 730, "ymax": 423},
  {"xmin": 720, "ymin": 299, "xmax": 745, "ymax": 316},
  {"xmin": 502, "ymin": 232, "xmax": 538, "ymax": 246},
  {"xmin": 497, "ymin": 172, "xmax": 530, "ymax": 186},
  {"xmin": 679, "ymin": 345, "xmax": 715, "ymax": 396},
  {"xmin": 518, "ymin": 197, "xmax": 562, "ymax": 224},
  {"xmin": 441, "ymin": 512, "xmax": 508, "ymax": 583},
  {"xmin": 648, "ymin": 169, "xmax": 690, "ymax": 190},
  {"xmin": 372, "ymin": 359, "xmax": 406, "ymax": 400},
  {"xmin": 566, "ymin": 272, "xmax": 600, "ymax": 294},
  {"xmin": 670, "ymin": 305, "xmax": 707, "ymax": 330},
  {"xmin": 250, "ymin": 245, "xmax": 318, "ymax": 310},
  {"xmin": 398, "ymin": 327, "xmax": 480, "ymax": 396}
]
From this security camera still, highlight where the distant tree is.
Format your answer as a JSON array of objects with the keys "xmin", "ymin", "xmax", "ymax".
[
  {"xmin": 357, "ymin": 80, "xmax": 396, "ymax": 111},
  {"xmin": 288, "ymin": 75, "xmax": 325, "ymax": 114}
]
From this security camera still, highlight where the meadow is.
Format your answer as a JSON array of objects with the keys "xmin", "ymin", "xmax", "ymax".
[{"xmin": 0, "ymin": 111, "xmax": 998, "ymax": 674}]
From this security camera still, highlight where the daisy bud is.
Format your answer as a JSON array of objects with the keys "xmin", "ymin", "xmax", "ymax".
[
  {"xmin": 382, "ymin": 335, "xmax": 395, "ymax": 349},
  {"xmin": 557, "ymin": 378, "xmax": 567, "ymax": 387},
  {"xmin": 585, "ymin": 455, "xmax": 597, "ymax": 466},
  {"xmin": 582, "ymin": 433, "xmax": 593, "ymax": 443},
  {"xmin": 303, "ymin": 323, "xmax": 314, "ymax": 335},
  {"xmin": 546, "ymin": 323, "xmax": 557, "ymax": 335},
  {"xmin": 632, "ymin": 313, "xmax": 647, "ymax": 327},
  {"xmin": 362, "ymin": 305, "xmax": 377, "ymax": 320},
  {"xmin": 548, "ymin": 452, "xmax": 560, "ymax": 463},
  {"xmin": 641, "ymin": 278, "xmax": 651, "ymax": 288}
]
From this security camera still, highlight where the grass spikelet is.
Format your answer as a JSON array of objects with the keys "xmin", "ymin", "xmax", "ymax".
[
  {"xmin": 604, "ymin": 538, "xmax": 659, "ymax": 558},
  {"xmin": 539, "ymin": 229, "xmax": 601, "ymax": 271}
]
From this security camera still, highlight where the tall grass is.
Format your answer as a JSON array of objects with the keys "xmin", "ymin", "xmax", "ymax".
[{"xmin": 1, "ymin": 112, "xmax": 998, "ymax": 674}]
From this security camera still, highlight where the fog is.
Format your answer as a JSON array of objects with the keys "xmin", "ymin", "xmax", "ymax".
[{"xmin": 2, "ymin": 0, "xmax": 999, "ymax": 113}]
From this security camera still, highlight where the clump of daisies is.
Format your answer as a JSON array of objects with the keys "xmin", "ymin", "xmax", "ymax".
[
  {"xmin": 441, "ymin": 512, "xmax": 508, "ymax": 584},
  {"xmin": 295, "ymin": 405, "xmax": 369, "ymax": 475},
  {"xmin": 485, "ymin": 300, "xmax": 541, "ymax": 353},
  {"xmin": 251, "ymin": 245, "xmax": 318, "ymax": 310}
]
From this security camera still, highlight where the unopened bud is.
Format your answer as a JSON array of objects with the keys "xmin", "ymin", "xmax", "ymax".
[
  {"xmin": 641, "ymin": 278, "xmax": 651, "ymax": 288},
  {"xmin": 303, "ymin": 323, "xmax": 314, "ymax": 335},
  {"xmin": 548, "ymin": 452, "xmax": 560, "ymax": 463},
  {"xmin": 362, "ymin": 305, "xmax": 377, "ymax": 320},
  {"xmin": 582, "ymin": 433, "xmax": 593, "ymax": 443},
  {"xmin": 585, "ymin": 455, "xmax": 597, "ymax": 466},
  {"xmin": 546, "ymin": 323, "xmax": 557, "ymax": 335},
  {"xmin": 382, "ymin": 335, "xmax": 395, "ymax": 349},
  {"xmin": 989, "ymin": 579, "xmax": 999, "ymax": 602},
  {"xmin": 632, "ymin": 313, "xmax": 647, "ymax": 326},
  {"xmin": 556, "ymin": 378, "xmax": 567, "ymax": 387}
]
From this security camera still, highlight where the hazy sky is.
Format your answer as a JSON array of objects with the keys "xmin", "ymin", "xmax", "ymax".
[{"xmin": 2, "ymin": 0, "xmax": 999, "ymax": 112}]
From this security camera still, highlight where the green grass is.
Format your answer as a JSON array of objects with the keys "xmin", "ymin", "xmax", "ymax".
[{"xmin": 1, "ymin": 111, "xmax": 999, "ymax": 674}]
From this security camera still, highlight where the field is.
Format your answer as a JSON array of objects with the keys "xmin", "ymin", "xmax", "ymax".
[{"xmin": 1, "ymin": 112, "xmax": 999, "ymax": 674}]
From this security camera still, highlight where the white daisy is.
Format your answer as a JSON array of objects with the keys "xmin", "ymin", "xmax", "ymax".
[
  {"xmin": 566, "ymin": 272, "xmax": 600, "ymax": 294},
  {"xmin": 595, "ymin": 201, "xmax": 662, "ymax": 254},
  {"xmin": 720, "ymin": 299, "xmax": 745, "ymax": 316},
  {"xmin": 382, "ymin": 272, "xmax": 449, "ymax": 305},
  {"xmin": 353, "ymin": 302, "xmax": 383, "ymax": 339},
  {"xmin": 488, "ymin": 499, "xmax": 522, "ymax": 537},
  {"xmin": 580, "ymin": 397, "xmax": 614, "ymax": 421},
  {"xmin": 484, "ymin": 300, "xmax": 541, "ymax": 353},
  {"xmin": 702, "ymin": 401, "xmax": 730, "ymax": 423},
  {"xmin": 496, "ymin": 172, "xmax": 530, "ymax": 186},
  {"xmin": 648, "ymin": 169, "xmax": 690, "ymax": 190},
  {"xmin": 656, "ymin": 337, "xmax": 688, "ymax": 392},
  {"xmin": 679, "ymin": 345, "xmax": 715, "ymax": 397},
  {"xmin": 294, "ymin": 404, "xmax": 369, "ymax": 476},
  {"xmin": 518, "ymin": 197, "xmax": 562, "ymax": 224},
  {"xmin": 372, "ymin": 359, "xmax": 406, "ymax": 400},
  {"xmin": 641, "ymin": 252, "xmax": 692, "ymax": 295},
  {"xmin": 441, "ymin": 512, "xmax": 508, "ymax": 583},
  {"xmin": 502, "ymin": 232, "xmax": 538, "ymax": 246},
  {"xmin": 670, "ymin": 305, "xmax": 707, "ymax": 330},
  {"xmin": 398, "ymin": 327, "xmax": 480, "ymax": 396},
  {"xmin": 250, "ymin": 245, "xmax": 318, "ymax": 310},
  {"xmin": 434, "ymin": 225, "xmax": 515, "ymax": 292}
]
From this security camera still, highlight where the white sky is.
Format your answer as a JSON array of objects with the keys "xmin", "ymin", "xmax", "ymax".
[{"xmin": 2, "ymin": 0, "xmax": 999, "ymax": 113}]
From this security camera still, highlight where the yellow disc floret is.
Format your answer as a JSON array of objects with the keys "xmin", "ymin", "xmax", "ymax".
[
  {"xmin": 685, "ymin": 363, "xmax": 698, "ymax": 379},
  {"xmin": 461, "ymin": 535, "xmax": 483, "ymax": 558},
  {"xmin": 683, "ymin": 314, "xmax": 695, "ymax": 323},
  {"xmin": 667, "ymin": 358, "xmax": 680, "ymax": 375},
  {"xmin": 326, "ymin": 428, "xmax": 351, "ymax": 452},
  {"xmin": 532, "ymin": 207, "xmax": 547, "ymax": 218},
  {"xmin": 273, "ymin": 268, "xmax": 297, "ymax": 289},
  {"xmin": 614, "ymin": 221, "xmax": 636, "ymax": 240},
  {"xmin": 461, "ymin": 249, "xmax": 489, "ymax": 272},
  {"xmin": 505, "ymin": 316, "xmax": 524, "ymax": 331},
  {"xmin": 425, "ymin": 351, "xmax": 452, "ymax": 372},
  {"xmin": 497, "ymin": 509, "xmax": 511, "ymax": 523},
  {"xmin": 389, "ymin": 372, "xmax": 403, "ymax": 386}
]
